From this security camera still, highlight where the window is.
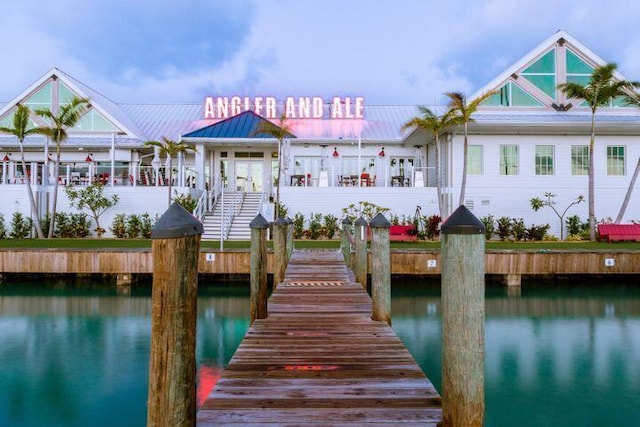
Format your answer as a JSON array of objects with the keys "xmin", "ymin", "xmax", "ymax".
[
  {"xmin": 342, "ymin": 157, "xmax": 375, "ymax": 175},
  {"xmin": 535, "ymin": 145, "xmax": 554, "ymax": 175},
  {"xmin": 499, "ymin": 145, "xmax": 518, "ymax": 175},
  {"xmin": 467, "ymin": 145, "xmax": 483, "ymax": 175},
  {"xmin": 571, "ymin": 145, "xmax": 589, "ymax": 175},
  {"xmin": 483, "ymin": 82, "xmax": 544, "ymax": 107},
  {"xmin": 522, "ymin": 49, "xmax": 556, "ymax": 99},
  {"xmin": 607, "ymin": 146, "xmax": 625, "ymax": 175}
]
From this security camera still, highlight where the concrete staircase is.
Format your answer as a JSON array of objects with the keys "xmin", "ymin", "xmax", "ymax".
[{"xmin": 202, "ymin": 192, "xmax": 263, "ymax": 241}]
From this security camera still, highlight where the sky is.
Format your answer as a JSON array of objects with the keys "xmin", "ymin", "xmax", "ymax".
[{"xmin": 1, "ymin": 0, "xmax": 640, "ymax": 106}]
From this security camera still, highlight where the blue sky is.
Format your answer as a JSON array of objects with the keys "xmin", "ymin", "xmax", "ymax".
[{"xmin": 1, "ymin": 0, "xmax": 640, "ymax": 105}]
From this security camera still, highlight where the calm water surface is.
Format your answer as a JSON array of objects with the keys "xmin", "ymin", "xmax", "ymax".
[{"xmin": 1, "ymin": 280, "xmax": 639, "ymax": 426}]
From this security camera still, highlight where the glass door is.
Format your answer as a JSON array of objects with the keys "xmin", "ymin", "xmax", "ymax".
[{"xmin": 235, "ymin": 161, "xmax": 263, "ymax": 192}]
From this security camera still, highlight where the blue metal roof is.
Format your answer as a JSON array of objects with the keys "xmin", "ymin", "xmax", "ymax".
[{"xmin": 183, "ymin": 110, "xmax": 296, "ymax": 139}]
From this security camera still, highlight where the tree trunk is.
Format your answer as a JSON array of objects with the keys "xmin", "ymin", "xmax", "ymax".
[
  {"xmin": 588, "ymin": 112, "xmax": 596, "ymax": 241},
  {"xmin": 435, "ymin": 135, "xmax": 444, "ymax": 218},
  {"xmin": 19, "ymin": 142, "xmax": 44, "ymax": 238},
  {"xmin": 615, "ymin": 157, "xmax": 640, "ymax": 223},
  {"xmin": 275, "ymin": 139, "xmax": 282, "ymax": 219},
  {"xmin": 48, "ymin": 143, "xmax": 61, "ymax": 238},
  {"xmin": 458, "ymin": 124, "xmax": 468, "ymax": 207}
]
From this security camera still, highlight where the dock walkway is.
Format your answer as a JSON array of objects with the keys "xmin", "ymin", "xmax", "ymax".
[{"xmin": 197, "ymin": 250, "xmax": 442, "ymax": 425}]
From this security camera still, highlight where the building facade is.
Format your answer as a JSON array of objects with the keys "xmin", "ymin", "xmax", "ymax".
[{"xmin": 0, "ymin": 30, "xmax": 638, "ymax": 238}]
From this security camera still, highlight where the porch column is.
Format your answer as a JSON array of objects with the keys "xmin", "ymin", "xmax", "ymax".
[{"xmin": 194, "ymin": 142, "xmax": 206, "ymax": 190}]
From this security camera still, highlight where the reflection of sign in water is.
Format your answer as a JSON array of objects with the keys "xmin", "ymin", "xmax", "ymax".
[{"xmin": 204, "ymin": 96, "xmax": 365, "ymax": 120}]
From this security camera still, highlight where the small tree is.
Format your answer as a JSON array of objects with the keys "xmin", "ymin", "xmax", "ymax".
[
  {"xmin": 144, "ymin": 137, "xmax": 196, "ymax": 208},
  {"xmin": 530, "ymin": 192, "xmax": 584, "ymax": 240},
  {"xmin": 65, "ymin": 183, "xmax": 119, "ymax": 236}
]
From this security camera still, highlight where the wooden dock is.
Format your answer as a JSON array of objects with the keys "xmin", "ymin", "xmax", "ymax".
[{"xmin": 197, "ymin": 250, "xmax": 442, "ymax": 425}]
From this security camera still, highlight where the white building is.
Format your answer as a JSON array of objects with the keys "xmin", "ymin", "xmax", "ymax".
[{"xmin": 0, "ymin": 30, "xmax": 638, "ymax": 238}]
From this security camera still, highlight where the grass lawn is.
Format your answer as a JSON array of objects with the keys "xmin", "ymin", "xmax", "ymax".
[{"xmin": 0, "ymin": 238, "xmax": 639, "ymax": 251}]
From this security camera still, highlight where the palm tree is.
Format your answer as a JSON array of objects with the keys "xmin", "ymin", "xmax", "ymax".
[
  {"xmin": 252, "ymin": 114, "xmax": 294, "ymax": 219},
  {"xmin": 144, "ymin": 137, "xmax": 196, "ymax": 208},
  {"xmin": 558, "ymin": 63, "xmax": 639, "ymax": 240},
  {"xmin": 445, "ymin": 91, "xmax": 496, "ymax": 206},
  {"xmin": 0, "ymin": 104, "xmax": 47, "ymax": 238},
  {"xmin": 615, "ymin": 92, "xmax": 640, "ymax": 222},
  {"xmin": 402, "ymin": 107, "xmax": 461, "ymax": 218},
  {"xmin": 35, "ymin": 96, "xmax": 90, "ymax": 238}
]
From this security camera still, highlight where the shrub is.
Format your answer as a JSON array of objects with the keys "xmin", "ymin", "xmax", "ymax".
[
  {"xmin": 277, "ymin": 203, "xmax": 289, "ymax": 219},
  {"xmin": 0, "ymin": 214, "xmax": 6, "ymax": 239},
  {"xmin": 111, "ymin": 214, "xmax": 127, "ymax": 238},
  {"xmin": 480, "ymin": 214, "xmax": 495, "ymax": 240},
  {"xmin": 173, "ymin": 191, "xmax": 197, "ymax": 212},
  {"xmin": 323, "ymin": 214, "xmax": 338, "ymax": 239},
  {"xmin": 342, "ymin": 201, "xmax": 390, "ymax": 223},
  {"xmin": 526, "ymin": 224, "xmax": 550, "ymax": 241},
  {"xmin": 10, "ymin": 212, "xmax": 33, "ymax": 239},
  {"xmin": 140, "ymin": 213, "xmax": 154, "ymax": 238},
  {"xmin": 424, "ymin": 215, "xmax": 441, "ymax": 240},
  {"xmin": 292, "ymin": 213, "xmax": 305, "ymax": 239},
  {"xmin": 566, "ymin": 215, "xmax": 588, "ymax": 239},
  {"xmin": 54, "ymin": 212, "xmax": 90, "ymax": 238},
  {"xmin": 511, "ymin": 218, "xmax": 527, "ymax": 242},
  {"xmin": 496, "ymin": 216, "xmax": 512, "ymax": 241},
  {"xmin": 308, "ymin": 213, "xmax": 323, "ymax": 240},
  {"xmin": 125, "ymin": 214, "xmax": 142, "ymax": 239}
]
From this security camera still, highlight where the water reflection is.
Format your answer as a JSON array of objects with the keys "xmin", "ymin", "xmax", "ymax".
[{"xmin": 0, "ymin": 282, "xmax": 639, "ymax": 427}]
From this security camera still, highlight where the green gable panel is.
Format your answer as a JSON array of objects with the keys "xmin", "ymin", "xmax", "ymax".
[
  {"xmin": 523, "ymin": 49, "xmax": 555, "ymax": 74},
  {"xmin": 612, "ymin": 95, "xmax": 629, "ymax": 107},
  {"xmin": 511, "ymin": 83, "xmax": 544, "ymax": 106},
  {"xmin": 482, "ymin": 84, "xmax": 510, "ymax": 106},
  {"xmin": 566, "ymin": 49, "xmax": 593, "ymax": 74},
  {"xmin": 59, "ymin": 82, "xmax": 77, "ymax": 105},
  {"xmin": 74, "ymin": 109, "xmax": 119, "ymax": 132},
  {"xmin": 522, "ymin": 75, "xmax": 556, "ymax": 99},
  {"xmin": 24, "ymin": 82, "xmax": 52, "ymax": 108}
]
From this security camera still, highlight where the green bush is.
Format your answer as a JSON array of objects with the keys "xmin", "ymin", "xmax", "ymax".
[
  {"xmin": 424, "ymin": 215, "xmax": 441, "ymax": 240},
  {"xmin": 54, "ymin": 212, "xmax": 90, "ymax": 238},
  {"xmin": 512, "ymin": 218, "xmax": 527, "ymax": 242},
  {"xmin": 308, "ymin": 213, "xmax": 323, "ymax": 240},
  {"xmin": 292, "ymin": 213, "xmax": 305, "ymax": 239},
  {"xmin": 496, "ymin": 216, "xmax": 512, "ymax": 241},
  {"xmin": 173, "ymin": 192, "xmax": 197, "ymax": 212},
  {"xmin": 566, "ymin": 215, "xmax": 588, "ymax": 239},
  {"xmin": 323, "ymin": 214, "xmax": 338, "ymax": 239},
  {"xmin": 140, "ymin": 213, "xmax": 154, "ymax": 238},
  {"xmin": 480, "ymin": 214, "xmax": 495, "ymax": 240},
  {"xmin": 10, "ymin": 212, "xmax": 33, "ymax": 239},
  {"xmin": 0, "ymin": 214, "xmax": 6, "ymax": 239},
  {"xmin": 125, "ymin": 214, "xmax": 142, "ymax": 239},
  {"xmin": 111, "ymin": 214, "xmax": 127, "ymax": 238},
  {"xmin": 526, "ymin": 224, "xmax": 550, "ymax": 241}
]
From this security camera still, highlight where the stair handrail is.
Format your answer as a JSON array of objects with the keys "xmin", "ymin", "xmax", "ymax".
[
  {"xmin": 220, "ymin": 191, "xmax": 243, "ymax": 244},
  {"xmin": 193, "ymin": 190, "xmax": 207, "ymax": 221}
]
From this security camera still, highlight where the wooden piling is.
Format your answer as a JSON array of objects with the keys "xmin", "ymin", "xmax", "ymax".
[
  {"xmin": 285, "ymin": 216, "xmax": 294, "ymax": 260},
  {"xmin": 147, "ymin": 203, "xmax": 203, "ymax": 427},
  {"xmin": 441, "ymin": 205, "xmax": 486, "ymax": 427},
  {"xmin": 369, "ymin": 213, "xmax": 391, "ymax": 325},
  {"xmin": 273, "ymin": 217, "xmax": 288, "ymax": 288},
  {"xmin": 341, "ymin": 217, "xmax": 352, "ymax": 266},
  {"xmin": 354, "ymin": 216, "xmax": 368, "ymax": 289},
  {"xmin": 250, "ymin": 214, "xmax": 269, "ymax": 324}
]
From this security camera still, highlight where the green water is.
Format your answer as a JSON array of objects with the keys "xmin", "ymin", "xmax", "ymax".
[{"xmin": 1, "ymin": 282, "xmax": 639, "ymax": 426}]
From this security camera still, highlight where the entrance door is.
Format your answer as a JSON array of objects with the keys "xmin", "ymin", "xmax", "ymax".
[{"xmin": 235, "ymin": 161, "xmax": 263, "ymax": 192}]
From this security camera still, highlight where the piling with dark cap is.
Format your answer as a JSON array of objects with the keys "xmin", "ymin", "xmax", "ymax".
[
  {"xmin": 273, "ymin": 216, "xmax": 288, "ymax": 288},
  {"xmin": 369, "ymin": 213, "xmax": 391, "ymax": 324},
  {"xmin": 147, "ymin": 202, "xmax": 203, "ymax": 427},
  {"xmin": 250, "ymin": 214, "xmax": 270, "ymax": 324},
  {"xmin": 340, "ymin": 217, "xmax": 353, "ymax": 266},
  {"xmin": 440, "ymin": 205, "xmax": 485, "ymax": 427},
  {"xmin": 354, "ymin": 216, "xmax": 368, "ymax": 289}
]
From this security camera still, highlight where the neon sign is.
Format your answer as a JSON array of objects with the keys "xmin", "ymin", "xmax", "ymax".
[{"xmin": 203, "ymin": 96, "xmax": 365, "ymax": 120}]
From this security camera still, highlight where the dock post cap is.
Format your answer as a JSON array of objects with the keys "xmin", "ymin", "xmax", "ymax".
[
  {"xmin": 369, "ymin": 212, "xmax": 390, "ymax": 228},
  {"xmin": 275, "ymin": 217, "xmax": 288, "ymax": 226},
  {"xmin": 151, "ymin": 202, "xmax": 204, "ymax": 239},
  {"xmin": 441, "ymin": 205, "xmax": 485, "ymax": 235},
  {"xmin": 342, "ymin": 217, "xmax": 352, "ymax": 225},
  {"xmin": 355, "ymin": 216, "xmax": 368, "ymax": 227},
  {"xmin": 250, "ymin": 213, "xmax": 270, "ymax": 229}
]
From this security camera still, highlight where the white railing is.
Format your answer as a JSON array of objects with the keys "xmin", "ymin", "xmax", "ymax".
[
  {"xmin": 219, "ymin": 188, "xmax": 243, "ymax": 249},
  {"xmin": 193, "ymin": 190, "xmax": 207, "ymax": 221}
]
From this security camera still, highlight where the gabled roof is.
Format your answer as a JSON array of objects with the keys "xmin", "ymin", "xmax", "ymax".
[
  {"xmin": 0, "ymin": 67, "xmax": 144, "ymax": 138},
  {"xmin": 470, "ymin": 29, "xmax": 635, "ymax": 110},
  {"xmin": 183, "ymin": 110, "xmax": 296, "ymax": 139}
]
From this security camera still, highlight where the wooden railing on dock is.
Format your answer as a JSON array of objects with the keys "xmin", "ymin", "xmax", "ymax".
[{"xmin": 197, "ymin": 250, "xmax": 442, "ymax": 425}]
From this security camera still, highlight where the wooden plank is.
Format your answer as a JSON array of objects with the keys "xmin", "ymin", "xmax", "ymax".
[{"xmin": 197, "ymin": 250, "xmax": 442, "ymax": 425}]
